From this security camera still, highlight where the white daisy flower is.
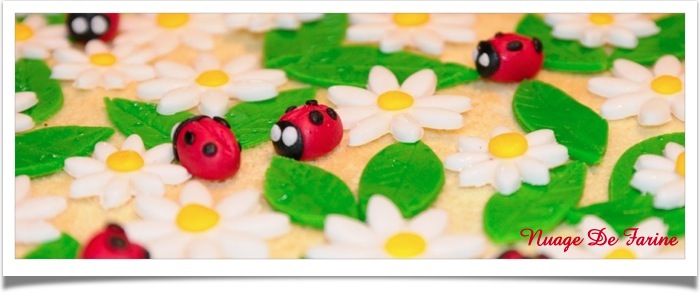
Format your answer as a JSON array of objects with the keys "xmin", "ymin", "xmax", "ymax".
[
  {"xmin": 16, "ymin": 175, "xmax": 67, "ymax": 244},
  {"xmin": 630, "ymin": 142, "xmax": 685, "ymax": 210},
  {"xmin": 588, "ymin": 55, "xmax": 685, "ymax": 126},
  {"xmin": 15, "ymin": 14, "xmax": 70, "ymax": 61},
  {"xmin": 346, "ymin": 13, "xmax": 476, "ymax": 55},
  {"xmin": 137, "ymin": 53, "xmax": 287, "ymax": 117},
  {"xmin": 225, "ymin": 13, "xmax": 324, "ymax": 33},
  {"xmin": 114, "ymin": 13, "xmax": 227, "ymax": 56},
  {"xmin": 307, "ymin": 195, "xmax": 485, "ymax": 258},
  {"xmin": 327, "ymin": 66, "xmax": 471, "ymax": 146},
  {"xmin": 444, "ymin": 127, "xmax": 569, "ymax": 195},
  {"xmin": 124, "ymin": 180, "xmax": 290, "ymax": 258},
  {"xmin": 51, "ymin": 39, "xmax": 156, "ymax": 90},
  {"xmin": 15, "ymin": 91, "xmax": 38, "ymax": 133},
  {"xmin": 544, "ymin": 13, "xmax": 660, "ymax": 49},
  {"xmin": 63, "ymin": 134, "xmax": 191, "ymax": 209}
]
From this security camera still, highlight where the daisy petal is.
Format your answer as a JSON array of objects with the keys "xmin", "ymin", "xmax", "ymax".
[
  {"xmin": 155, "ymin": 61, "xmax": 196, "ymax": 79},
  {"xmin": 346, "ymin": 23, "xmax": 389, "ymax": 42},
  {"xmin": 119, "ymin": 65, "xmax": 156, "ymax": 82},
  {"xmin": 103, "ymin": 70, "xmax": 127, "ymax": 90},
  {"xmin": 525, "ymin": 129, "xmax": 556, "ymax": 146},
  {"xmin": 414, "ymin": 95, "xmax": 471, "ymax": 112},
  {"xmin": 348, "ymin": 112, "xmax": 392, "ymax": 146},
  {"xmin": 413, "ymin": 28, "xmax": 445, "ymax": 55},
  {"xmin": 638, "ymin": 97, "xmax": 672, "ymax": 126},
  {"xmin": 653, "ymin": 55, "xmax": 683, "ymax": 77},
  {"xmin": 222, "ymin": 213, "xmax": 290, "ymax": 238},
  {"xmin": 515, "ymin": 157, "xmax": 551, "ymax": 186},
  {"xmin": 368, "ymin": 66, "xmax": 400, "ymax": 94},
  {"xmin": 130, "ymin": 172, "xmax": 166, "ymax": 198},
  {"xmin": 379, "ymin": 29, "xmax": 409, "ymax": 53},
  {"xmin": 670, "ymin": 95, "xmax": 684, "ymax": 122},
  {"xmin": 150, "ymin": 33, "xmax": 180, "ymax": 56},
  {"xmin": 15, "ymin": 114, "xmax": 35, "ymax": 133},
  {"xmin": 16, "ymin": 196, "xmax": 66, "ymax": 220},
  {"xmin": 634, "ymin": 155, "xmax": 674, "ymax": 172},
  {"xmin": 494, "ymin": 163, "xmax": 521, "ymax": 195},
  {"xmin": 16, "ymin": 220, "xmax": 61, "ymax": 244},
  {"xmin": 85, "ymin": 40, "xmax": 110, "ymax": 55},
  {"xmin": 69, "ymin": 171, "xmax": 114, "ymax": 199},
  {"xmin": 216, "ymin": 189, "xmax": 261, "ymax": 218},
  {"xmin": 431, "ymin": 24, "xmax": 475, "ymax": 43},
  {"xmin": 390, "ymin": 114, "xmax": 424, "ymax": 143},
  {"xmin": 179, "ymin": 180, "xmax": 213, "ymax": 207},
  {"xmin": 219, "ymin": 233, "xmax": 269, "ymax": 258},
  {"xmin": 328, "ymin": 86, "xmax": 378, "ymax": 107},
  {"xmin": 198, "ymin": 89, "xmax": 230, "ymax": 117},
  {"xmin": 234, "ymin": 69, "xmax": 287, "ymax": 86},
  {"xmin": 146, "ymin": 233, "xmax": 190, "ymax": 259},
  {"xmin": 617, "ymin": 19, "xmax": 660, "ymax": 37},
  {"xmin": 64, "ymin": 157, "xmax": 107, "ymax": 178},
  {"xmin": 137, "ymin": 78, "xmax": 191, "ymax": 100},
  {"xmin": 15, "ymin": 91, "xmax": 38, "ymax": 112},
  {"xmin": 600, "ymin": 91, "xmax": 655, "ymax": 120},
  {"xmin": 407, "ymin": 209, "xmax": 448, "ymax": 240},
  {"xmin": 551, "ymin": 22, "xmax": 586, "ymax": 39},
  {"xmin": 223, "ymin": 54, "xmax": 260, "ymax": 76},
  {"xmin": 15, "ymin": 175, "xmax": 31, "ymax": 201},
  {"xmin": 654, "ymin": 180, "xmax": 685, "ymax": 210},
  {"xmin": 334, "ymin": 106, "xmax": 378, "ymax": 129},
  {"xmin": 587, "ymin": 77, "xmax": 644, "ymax": 98},
  {"xmin": 524, "ymin": 143, "xmax": 569, "ymax": 168},
  {"xmin": 143, "ymin": 143, "xmax": 174, "ymax": 164},
  {"xmin": 625, "ymin": 217, "xmax": 668, "ymax": 258},
  {"xmin": 458, "ymin": 137, "xmax": 488, "ymax": 153},
  {"xmin": 74, "ymin": 68, "xmax": 101, "ymax": 89},
  {"xmin": 663, "ymin": 142, "xmax": 685, "ymax": 161},
  {"xmin": 181, "ymin": 31, "xmax": 215, "ymax": 52},
  {"xmin": 194, "ymin": 53, "xmax": 220, "ymax": 72},
  {"xmin": 141, "ymin": 164, "xmax": 190, "ymax": 185},
  {"xmin": 324, "ymin": 214, "xmax": 381, "ymax": 246},
  {"xmin": 459, "ymin": 159, "xmax": 499, "ymax": 187},
  {"xmin": 53, "ymin": 48, "xmax": 89, "ymax": 63},
  {"xmin": 93, "ymin": 142, "xmax": 118, "ymax": 162},
  {"xmin": 613, "ymin": 59, "xmax": 654, "ymax": 83},
  {"xmin": 630, "ymin": 169, "xmax": 680, "ymax": 195},
  {"xmin": 427, "ymin": 235, "xmax": 485, "ymax": 258},
  {"xmin": 227, "ymin": 80, "xmax": 278, "ymax": 102},
  {"xmin": 444, "ymin": 152, "xmax": 490, "ymax": 172},
  {"xmin": 121, "ymin": 134, "xmax": 146, "ymax": 155},
  {"xmin": 50, "ymin": 63, "xmax": 90, "ymax": 80},
  {"xmin": 607, "ymin": 27, "xmax": 638, "ymax": 49},
  {"xmin": 306, "ymin": 245, "xmax": 384, "ymax": 259},
  {"xmin": 123, "ymin": 220, "xmax": 177, "ymax": 244},
  {"xmin": 366, "ymin": 195, "xmax": 404, "ymax": 236},
  {"xmin": 401, "ymin": 68, "xmax": 437, "ymax": 99},
  {"xmin": 411, "ymin": 108, "xmax": 464, "ymax": 129},
  {"xmin": 187, "ymin": 239, "xmax": 221, "ymax": 259},
  {"xmin": 135, "ymin": 195, "xmax": 179, "ymax": 221},
  {"xmin": 101, "ymin": 176, "xmax": 132, "ymax": 209},
  {"xmin": 158, "ymin": 87, "xmax": 201, "ymax": 115}
]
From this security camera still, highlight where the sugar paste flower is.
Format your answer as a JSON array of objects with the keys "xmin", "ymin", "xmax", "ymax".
[
  {"xmin": 15, "ymin": 91, "xmax": 38, "ymax": 133},
  {"xmin": 588, "ymin": 55, "xmax": 684, "ymax": 126},
  {"xmin": 114, "ymin": 13, "xmax": 226, "ymax": 56},
  {"xmin": 306, "ymin": 195, "xmax": 485, "ymax": 258},
  {"xmin": 327, "ymin": 66, "xmax": 471, "ymax": 146},
  {"xmin": 346, "ymin": 13, "xmax": 476, "ymax": 55},
  {"xmin": 630, "ymin": 142, "xmax": 685, "ymax": 210},
  {"xmin": 444, "ymin": 127, "xmax": 569, "ymax": 195},
  {"xmin": 544, "ymin": 14, "xmax": 660, "ymax": 49},
  {"xmin": 16, "ymin": 175, "xmax": 67, "ymax": 244},
  {"xmin": 225, "ymin": 13, "xmax": 324, "ymax": 33},
  {"xmin": 124, "ymin": 180, "xmax": 290, "ymax": 258},
  {"xmin": 15, "ymin": 14, "xmax": 70, "ymax": 61},
  {"xmin": 51, "ymin": 39, "xmax": 156, "ymax": 90},
  {"xmin": 63, "ymin": 134, "xmax": 191, "ymax": 209}
]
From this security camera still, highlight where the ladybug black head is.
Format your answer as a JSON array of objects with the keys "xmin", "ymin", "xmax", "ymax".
[
  {"xmin": 270, "ymin": 121, "xmax": 303, "ymax": 160},
  {"xmin": 68, "ymin": 14, "xmax": 112, "ymax": 42},
  {"xmin": 474, "ymin": 41, "xmax": 500, "ymax": 78}
]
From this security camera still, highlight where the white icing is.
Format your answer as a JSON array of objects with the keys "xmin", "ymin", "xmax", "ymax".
[
  {"xmin": 478, "ymin": 53, "xmax": 490, "ymax": 67},
  {"xmin": 90, "ymin": 15, "xmax": 108, "ymax": 35},
  {"xmin": 15, "ymin": 175, "xmax": 67, "ymax": 244},
  {"xmin": 15, "ymin": 14, "xmax": 70, "ymax": 61},
  {"xmin": 270, "ymin": 124, "xmax": 281, "ymax": 142},
  {"xmin": 544, "ymin": 13, "xmax": 660, "ymax": 49},
  {"xmin": 630, "ymin": 142, "xmax": 685, "ymax": 210},
  {"xmin": 15, "ymin": 91, "xmax": 38, "ymax": 133},
  {"xmin": 225, "ymin": 13, "xmax": 324, "ymax": 33},
  {"xmin": 71, "ymin": 16, "xmax": 88, "ymax": 34},
  {"xmin": 281, "ymin": 126, "xmax": 298, "ymax": 147}
]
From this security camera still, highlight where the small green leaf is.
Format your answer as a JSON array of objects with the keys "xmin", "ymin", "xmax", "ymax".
[
  {"xmin": 105, "ymin": 97, "xmax": 194, "ymax": 149},
  {"xmin": 610, "ymin": 14, "xmax": 684, "ymax": 66},
  {"xmin": 264, "ymin": 156, "xmax": 358, "ymax": 229},
  {"xmin": 358, "ymin": 141, "xmax": 445, "ymax": 219},
  {"xmin": 16, "ymin": 126, "xmax": 115, "ymax": 178},
  {"xmin": 15, "ymin": 59, "xmax": 64, "ymax": 124},
  {"xmin": 225, "ymin": 87, "xmax": 316, "ymax": 149},
  {"xmin": 284, "ymin": 46, "xmax": 479, "ymax": 90},
  {"xmin": 24, "ymin": 233, "xmax": 80, "ymax": 259},
  {"xmin": 264, "ymin": 14, "xmax": 347, "ymax": 68},
  {"xmin": 44, "ymin": 13, "xmax": 67, "ymax": 25},
  {"xmin": 484, "ymin": 161, "xmax": 587, "ymax": 244},
  {"xmin": 513, "ymin": 80, "xmax": 608, "ymax": 165}
]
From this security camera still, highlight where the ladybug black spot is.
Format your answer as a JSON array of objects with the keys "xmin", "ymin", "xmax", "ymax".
[
  {"xmin": 532, "ymin": 37, "xmax": 543, "ymax": 53},
  {"xmin": 506, "ymin": 40, "xmax": 523, "ymax": 51},
  {"xmin": 309, "ymin": 110, "xmax": 324, "ymax": 125},
  {"xmin": 109, "ymin": 236, "xmax": 126, "ymax": 249},
  {"xmin": 143, "ymin": 250, "xmax": 151, "ymax": 259},
  {"xmin": 306, "ymin": 100, "xmax": 318, "ymax": 106},
  {"xmin": 285, "ymin": 106, "xmax": 297, "ymax": 113},
  {"xmin": 238, "ymin": 141, "xmax": 242, "ymax": 150},
  {"xmin": 327, "ymin": 108, "xmax": 338, "ymax": 120},
  {"xmin": 203, "ymin": 143, "xmax": 217, "ymax": 156},
  {"xmin": 495, "ymin": 32, "xmax": 504, "ymax": 37},
  {"xmin": 184, "ymin": 131, "xmax": 195, "ymax": 145},
  {"xmin": 213, "ymin": 117, "xmax": 230, "ymax": 128}
]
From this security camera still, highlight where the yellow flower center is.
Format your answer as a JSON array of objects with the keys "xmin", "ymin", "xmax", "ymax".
[
  {"xmin": 384, "ymin": 232, "xmax": 427, "ymax": 258},
  {"xmin": 16, "ymin": 23, "xmax": 34, "ymax": 41},
  {"xmin": 377, "ymin": 91, "xmax": 414, "ymax": 110},
  {"xmin": 106, "ymin": 150, "xmax": 144, "ymax": 172},
  {"xmin": 488, "ymin": 132, "xmax": 529, "ymax": 158},
  {"xmin": 89, "ymin": 53, "xmax": 117, "ymax": 66},
  {"xmin": 651, "ymin": 75, "xmax": 683, "ymax": 95},
  {"xmin": 196, "ymin": 70, "xmax": 230, "ymax": 87},
  {"xmin": 605, "ymin": 248, "xmax": 637, "ymax": 259},
  {"xmin": 157, "ymin": 13, "xmax": 190, "ymax": 28},
  {"xmin": 176, "ymin": 204, "xmax": 220, "ymax": 232},
  {"xmin": 393, "ymin": 13, "xmax": 430, "ymax": 27},
  {"xmin": 676, "ymin": 152, "xmax": 685, "ymax": 177},
  {"xmin": 589, "ymin": 13, "xmax": 614, "ymax": 25}
]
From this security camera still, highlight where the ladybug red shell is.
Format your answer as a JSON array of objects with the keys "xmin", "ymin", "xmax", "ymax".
[
  {"xmin": 497, "ymin": 250, "xmax": 548, "ymax": 259},
  {"xmin": 271, "ymin": 100, "xmax": 343, "ymax": 161},
  {"xmin": 67, "ymin": 13, "xmax": 120, "ymax": 42},
  {"xmin": 172, "ymin": 116, "xmax": 242, "ymax": 181},
  {"xmin": 81, "ymin": 224, "xmax": 149, "ymax": 259},
  {"xmin": 474, "ymin": 32, "xmax": 543, "ymax": 82}
]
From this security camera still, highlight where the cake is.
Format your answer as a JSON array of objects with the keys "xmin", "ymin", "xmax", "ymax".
[{"xmin": 13, "ymin": 12, "xmax": 685, "ymax": 259}]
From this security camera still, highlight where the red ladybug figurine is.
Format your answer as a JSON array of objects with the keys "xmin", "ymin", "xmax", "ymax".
[
  {"xmin": 67, "ymin": 13, "xmax": 120, "ymax": 43},
  {"xmin": 474, "ymin": 32, "xmax": 543, "ymax": 82},
  {"xmin": 81, "ymin": 224, "xmax": 149, "ymax": 259},
  {"xmin": 271, "ymin": 100, "xmax": 343, "ymax": 161},
  {"xmin": 172, "ymin": 116, "xmax": 242, "ymax": 181},
  {"xmin": 497, "ymin": 250, "xmax": 548, "ymax": 259}
]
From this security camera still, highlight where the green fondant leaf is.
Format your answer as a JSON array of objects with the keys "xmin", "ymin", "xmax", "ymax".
[
  {"xmin": 105, "ymin": 97, "xmax": 194, "ymax": 149},
  {"xmin": 609, "ymin": 14, "xmax": 684, "ymax": 66},
  {"xmin": 284, "ymin": 46, "xmax": 479, "ymax": 89},
  {"xmin": 484, "ymin": 161, "xmax": 587, "ymax": 244},
  {"xmin": 15, "ymin": 59, "xmax": 64, "ymax": 124},
  {"xmin": 16, "ymin": 126, "xmax": 115, "ymax": 178},
  {"xmin": 44, "ymin": 13, "xmax": 67, "ymax": 25},
  {"xmin": 357, "ymin": 141, "xmax": 445, "ymax": 219},
  {"xmin": 225, "ymin": 87, "xmax": 316, "ymax": 149},
  {"xmin": 24, "ymin": 233, "xmax": 80, "ymax": 259},
  {"xmin": 264, "ymin": 14, "xmax": 347, "ymax": 68},
  {"xmin": 264, "ymin": 156, "xmax": 358, "ymax": 229},
  {"xmin": 513, "ymin": 80, "xmax": 608, "ymax": 165}
]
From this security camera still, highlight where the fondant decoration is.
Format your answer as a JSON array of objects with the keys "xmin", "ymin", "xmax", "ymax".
[
  {"xmin": 15, "ymin": 14, "xmax": 70, "ymax": 61},
  {"xmin": 264, "ymin": 14, "xmax": 346, "ymax": 68},
  {"xmin": 610, "ymin": 14, "xmax": 684, "ymax": 66},
  {"xmin": 630, "ymin": 142, "xmax": 685, "ymax": 210},
  {"xmin": 544, "ymin": 14, "xmax": 660, "ymax": 49},
  {"xmin": 514, "ymin": 80, "xmax": 608, "ymax": 165},
  {"xmin": 346, "ymin": 13, "xmax": 476, "ymax": 55},
  {"xmin": 497, "ymin": 250, "xmax": 548, "ymax": 259},
  {"xmin": 16, "ymin": 126, "xmax": 115, "ymax": 178},
  {"xmin": 474, "ymin": 32, "xmax": 543, "ymax": 82},
  {"xmin": 114, "ymin": 13, "xmax": 226, "ymax": 56},
  {"xmin": 271, "ymin": 100, "xmax": 343, "ymax": 161},
  {"xmin": 306, "ymin": 195, "xmax": 485, "ymax": 258},
  {"xmin": 67, "ymin": 13, "xmax": 120, "ymax": 43},
  {"xmin": 227, "ymin": 13, "xmax": 324, "ymax": 33},
  {"xmin": 225, "ymin": 87, "xmax": 317, "ymax": 149},
  {"xmin": 15, "ymin": 175, "xmax": 67, "ymax": 244},
  {"xmin": 15, "ymin": 59, "xmax": 64, "ymax": 125},
  {"xmin": 328, "ymin": 65, "xmax": 472, "ymax": 146},
  {"xmin": 172, "ymin": 116, "xmax": 241, "ymax": 181},
  {"xmin": 16, "ymin": 13, "xmax": 67, "ymax": 25},
  {"xmin": 15, "ymin": 92, "xmax": 37, "ymax": 133},
  {"xmin": 484, "ymin": 161, "xmax": 586, "ymax": 244},
  {"xmin": 63, "ymin": 134, "xmax": 191, "ymax": 209},
  {"xmin": 24, "ymin": 233, "xmax": 80, "ymax": 259},
  {"xmin": 588, "ymin": 55, "xmax": 685, "ymax": 126},
  {"xmin": 136, "ymin": 53, "xmax": 287, "ymax": 117},
  {"xmin": 445, "ymin": 127, "xmax": 569, "ymax": 195},
  {"xmin": 124, "ymin": 180, "xmax": 290, "ymax": 258},
  {"xmin": 51, "ymin": 39, "xmax": 156, "ymax": 90},
  {"xmin": 105, "ymin": 97, "xmax": 194, "ymax": 149},
  {"xmin": 81, "ymin": 224, "xmax": 150, "ymax": 259},
  {"xmin": 358, "ymin": 141, "xmax": 444, "ymax": 219},
  {"xmin": 264, "ymin": 156, "xmax": 358, "ymax": 229}
]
